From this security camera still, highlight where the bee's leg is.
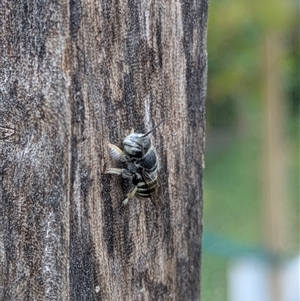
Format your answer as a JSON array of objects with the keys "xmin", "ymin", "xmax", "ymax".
[
  {"xmin": 107, "ymin": 168, "xmax": 135, "ymax": 181},
  {"xmin": 123, "ymin": 186, "xmax": 137, "ymax": 206},
  {"xmin": 108, "ymin": 143, "xmax": 126, "ymax": 162},
  {"xmin": 106, "ymin": 167, "xmax": 123, "ymax": 175},
  {"xmin": 106, "ymin": 167, "xmax": 137, "ymax": 206}
]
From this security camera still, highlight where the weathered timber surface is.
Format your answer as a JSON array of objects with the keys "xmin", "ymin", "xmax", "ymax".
[{"xmin": 0, "ymin": 1, "xmax": 208, "ymax": 300}]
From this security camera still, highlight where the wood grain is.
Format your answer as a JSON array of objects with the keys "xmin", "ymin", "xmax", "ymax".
[{"xmin": 0, "ymin": 1, "xmax": 208, "ymax": 300}]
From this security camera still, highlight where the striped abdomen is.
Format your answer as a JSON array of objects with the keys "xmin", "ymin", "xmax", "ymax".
[{"xmin": 135, "ymin": 175, "xmax": 158, "ymax": 199}]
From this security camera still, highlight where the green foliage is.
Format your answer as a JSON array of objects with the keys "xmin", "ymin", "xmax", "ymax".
[
  {"xmin": 207, "ymin": 0, "xmax": 298, "ymax": 105},
  {"xmin": 204, "ymin": 132, "xmax": 263, "ymax": 243}
]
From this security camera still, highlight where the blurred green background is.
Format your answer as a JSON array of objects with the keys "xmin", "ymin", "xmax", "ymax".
[{"xmin": 202, "ymin": 0, "xmax": 299, "ymax": 299}]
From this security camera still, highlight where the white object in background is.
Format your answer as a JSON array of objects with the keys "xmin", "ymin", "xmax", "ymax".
[
  {"xmin": 281, "ymin": 255, "xmax": 300, "ymax": 301},
  {"xmin": 228, "ymin": 257, "xmax": 272, "ymax": 301}
]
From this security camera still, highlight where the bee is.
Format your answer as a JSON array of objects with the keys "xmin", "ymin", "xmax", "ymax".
[{"xmin": 107, "ymin": 120, "xmax": 163, "ymax": 206}]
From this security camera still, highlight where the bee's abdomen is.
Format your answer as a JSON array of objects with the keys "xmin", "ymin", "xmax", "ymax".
[{"xmin": 136, "ymin": 178, "xmax": 158, "ymax": 199}]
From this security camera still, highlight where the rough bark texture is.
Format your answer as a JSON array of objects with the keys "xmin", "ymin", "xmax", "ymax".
[{"xmin": 0, "ymin": 1, "xmax": 208, "ymax": 300}]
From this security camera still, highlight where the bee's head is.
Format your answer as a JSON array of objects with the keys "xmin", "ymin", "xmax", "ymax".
[
  {"xmin": 123, "ymin": 133, "xmax": 151, "ymax": 158},
  {"xmin": 123, "ymin": 120, "xmax": 164, "ymax": 158}
]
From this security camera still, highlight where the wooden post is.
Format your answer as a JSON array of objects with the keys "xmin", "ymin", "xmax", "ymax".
[
  {"xmin": 0, "ymin": 1, "xmax": 208, "ymax": 300},
  {"xmin": 263, "ymin": 31, "xmax": 287, "ymax": 301}
]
